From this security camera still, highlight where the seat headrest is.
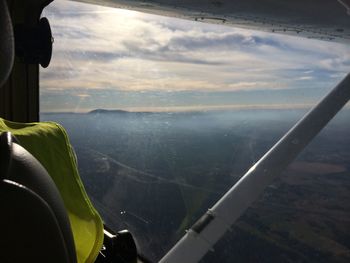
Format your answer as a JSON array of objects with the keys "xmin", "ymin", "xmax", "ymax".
[
  {"xmin": 0, "ymin": 132, "xmax": 77, "ymax": 263},
  {"xmin": 0, "ymin": 0, "xmax": 14, "ymax": 88}
]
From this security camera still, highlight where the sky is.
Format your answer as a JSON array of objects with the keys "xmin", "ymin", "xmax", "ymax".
[{"xmin": 40, "ymin": 0, "xmax": 350, "ymax": 112}]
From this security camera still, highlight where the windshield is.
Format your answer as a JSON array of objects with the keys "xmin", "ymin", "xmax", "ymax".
[{"xmin": 41, "ymin": 1, "xmax": 350, "ymax": 262}]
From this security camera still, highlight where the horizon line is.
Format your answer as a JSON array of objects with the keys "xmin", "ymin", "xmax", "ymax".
[
  {"xmin": 41, "ymin": 103, "xmax": 325, "ymax": 114},
  {"xmin": 41, "ymin": 102, "xmax": 350, "ymax": 114}
]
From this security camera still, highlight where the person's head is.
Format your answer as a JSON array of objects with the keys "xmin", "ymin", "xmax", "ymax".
[{"xmin": 0, "ymin": 0, "xmax": 14, "ymax": 88}]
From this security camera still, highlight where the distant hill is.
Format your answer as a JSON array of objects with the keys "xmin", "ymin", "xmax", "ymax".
[
  {"xmin": 88, "ymin": 109, "xmax": 174, "ymax": 115},
  {"xmin": 88, "ymin": 109, "xmax": 130, "ymax": 114}
]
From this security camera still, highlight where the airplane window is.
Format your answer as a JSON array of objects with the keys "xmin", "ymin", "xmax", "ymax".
[{"xmin": 40, "ymin": 0, "xmax": 350, "ymax": 261}]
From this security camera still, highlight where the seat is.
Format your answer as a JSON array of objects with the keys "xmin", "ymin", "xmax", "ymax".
[
  {"xmin": 0, "ymin": 118, "xmax": 105, "ymax": 263},
  {"xmin": 0, "ymin": 2, "xmax": 136, "ymax": 262},
  {"xmin": 0, "ymin": 1, "xmax": 77, "ymax": 262},
  {"xmin": 0, "ymin": 0, "xmax": 14, "ymax": 88},
  {"xmin": 0, "ymin": 132, "xmax": 77, "ymax": 263}
]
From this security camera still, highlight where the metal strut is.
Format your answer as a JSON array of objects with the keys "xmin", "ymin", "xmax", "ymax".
[{"xmin": 160, "ymin": 73, "xmax": 350, "ymax": 263}]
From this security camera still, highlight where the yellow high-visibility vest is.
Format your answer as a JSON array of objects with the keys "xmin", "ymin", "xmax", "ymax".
[{"xmin": 0, "ymin": 118, "xmax": 104, "ymax": 263}]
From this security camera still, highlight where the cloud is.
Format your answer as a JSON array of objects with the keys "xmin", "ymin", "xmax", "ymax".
[
  {"xmin": 40, "ymin": 0, "xmax": 350, "ymax": 112},
  {"xmin": 295, "ymin": 76, "xmax": 314, "ymax": 81},
  {"xmin": 76, "ymin": 94, "xmax": 91, "ymax": 98}
]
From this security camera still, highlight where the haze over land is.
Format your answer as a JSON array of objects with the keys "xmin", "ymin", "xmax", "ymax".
[{"xmin": 42, "ymin": 109, "xmax": 350, "ymax": 262}]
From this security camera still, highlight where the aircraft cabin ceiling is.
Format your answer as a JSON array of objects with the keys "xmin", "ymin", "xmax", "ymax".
[{"xmin": 69, "ymin": 0, "xmax": 350, "ymax": 44}]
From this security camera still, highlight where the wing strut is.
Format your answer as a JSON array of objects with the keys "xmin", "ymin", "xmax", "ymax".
[{"xmin": 160, "ymin": 73, "xmax": 350, "ymax": 263}]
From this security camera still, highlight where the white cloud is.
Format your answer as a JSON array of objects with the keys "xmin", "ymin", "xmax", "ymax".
[
  {"xmin": 40, "ymin": 0, "xmax": 350, "ymax": 112},
  {"xmin": 296, "ymin": 76, "xmax": 314, "ymax": 81}
]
